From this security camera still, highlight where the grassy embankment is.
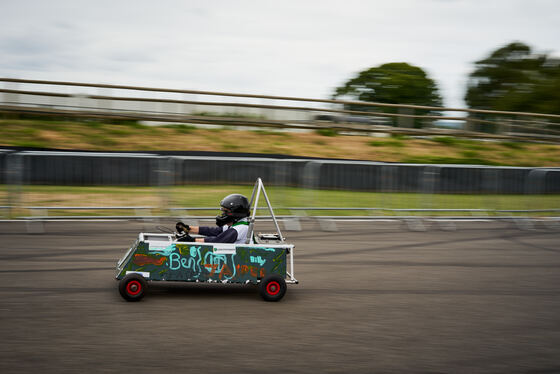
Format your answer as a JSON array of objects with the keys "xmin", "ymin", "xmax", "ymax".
[{"xmin": 1, "ymin": 119, "xmax": 559, "ymax": 166}]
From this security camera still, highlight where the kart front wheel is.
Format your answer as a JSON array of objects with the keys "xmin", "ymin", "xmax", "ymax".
[
  {"xmin": 260, "ymin": 275, "xmax": 287, "ymax": 302},
  {"xmin": 119, "ymin": 274, "xmax": 147, "ymax": 302}
]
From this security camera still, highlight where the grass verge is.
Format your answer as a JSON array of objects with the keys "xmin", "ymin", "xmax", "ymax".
[{"xmin": 2, "ymin": 184, "xmax": 557, "ymax": 218}]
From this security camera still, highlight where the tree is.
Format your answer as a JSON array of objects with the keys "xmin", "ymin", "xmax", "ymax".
[
  {"xmin": 465, "ymin": 42, "xmax": 560, "ymax": 114},
  {"xmin": 333, "ymin": 63, "xmax": 443, "ymax": 127}
]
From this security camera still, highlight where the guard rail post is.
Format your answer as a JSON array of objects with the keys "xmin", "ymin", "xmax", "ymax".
[
  {"xmin": 380, "ymin": 164, "xmax": 396, "ymax": 217},
  {"xmin": 520, "ymin": 169, "xmax": 542, "ymax": 230},
  {"xmin": 274, "ymin": 159, "xmax": 289, "ymax": 210},
  {"xmin": 422, "ymin": 165, "xmax": 450, "ymax": 230},
  {"xmin": 300, "ymin": 160, "xmax": 335, "ymax": 231},
  {"xmin": 525, "ymin": 169, "xmax": 560, "ymax": 229},
  {"xmin": 543, "ymin": 169, "xmax": 560, "ymax": 229},
  {"xmin": 155, "ymin": 156, "xmax": 172, "ymax": 219},
  {"xmin": 1, "ymin": 152, "xmax": 7, "ymax": 219},
  {"xmin": 404, "ymin": 165, "xmax": 430, "ymax": 231},
  {"xmin": 284, "ymin": 160, "xmax": 308, "ymax": 231},
  {"xmin": 6, "ymin": 152, "xmax": 23, "ymax": 219},
  {"xmin": 482, "ymin": 167, "xmax": 499, "ymax": 218}
]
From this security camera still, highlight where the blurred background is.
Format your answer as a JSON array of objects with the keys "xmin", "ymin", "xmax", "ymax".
[
  {"xmin": 2, "ymin": 2, "xmax": 560, "ymax": 374},
  {"xmin": 0, "ymin": 0, "xmax": 559, "ymax": 224}
]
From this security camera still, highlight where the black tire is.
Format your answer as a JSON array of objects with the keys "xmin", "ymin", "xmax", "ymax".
[
  {"xmin": 119, "ymin": 274, "xmax": 148, "ymax": 302},
  {"xmin": 259, "ymin": 275, "xmax": 287, "ymax": 302}
]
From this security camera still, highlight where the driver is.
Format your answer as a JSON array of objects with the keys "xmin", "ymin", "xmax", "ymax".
[{"xmin": 175, "ymin": 194, "xmax": 252, "ymax": 244}]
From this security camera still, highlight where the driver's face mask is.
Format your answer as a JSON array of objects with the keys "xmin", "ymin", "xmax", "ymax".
[{"xmin": 215, "ymin": 207, "xmax": 233, "ymax": 227}]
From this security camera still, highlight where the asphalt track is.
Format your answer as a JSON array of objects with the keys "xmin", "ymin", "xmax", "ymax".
[{"xmin": 0, "ymin": 219, "xmax": 559, "ymax": 373}]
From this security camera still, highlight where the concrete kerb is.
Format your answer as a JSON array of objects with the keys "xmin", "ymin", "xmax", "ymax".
[{"xmin": 3, "ymin": 215, "xmax": 560, "ymax": 236}]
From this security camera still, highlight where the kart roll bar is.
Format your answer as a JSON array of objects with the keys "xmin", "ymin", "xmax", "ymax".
[{"xmin": 246, "ymin": 178, "xmax": 285, "ymax": 244}]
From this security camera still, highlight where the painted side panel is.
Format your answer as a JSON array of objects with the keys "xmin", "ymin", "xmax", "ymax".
[{"xmin": 116, "ymin": 241, "xmax": 287, "ymax": 283}]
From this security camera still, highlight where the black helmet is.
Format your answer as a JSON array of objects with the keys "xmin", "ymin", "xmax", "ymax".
[{"xmin": 215, "ymin": 194, "xmax": 250, "ymax": 226}]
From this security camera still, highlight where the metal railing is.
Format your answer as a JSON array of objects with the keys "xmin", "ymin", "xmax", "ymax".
[{"xmin": 1, "ymin": 78, "xmax": 560, "ymax": 142}]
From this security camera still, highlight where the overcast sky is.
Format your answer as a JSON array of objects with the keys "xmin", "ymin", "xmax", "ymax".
[{"xmin": 1, "ymin": 0, "xmax": 559, "ymax": 108}]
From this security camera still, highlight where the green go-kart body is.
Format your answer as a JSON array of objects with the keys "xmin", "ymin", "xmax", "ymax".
[{"xmin": 116, "ymin": 234, "xmax": 293, "ymax": 284}]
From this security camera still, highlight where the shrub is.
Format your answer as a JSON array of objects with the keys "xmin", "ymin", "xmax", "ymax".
[
  {"xmin": 501, "ymin": 141, "xmax": 525, "ymax": 150},
  {"xmin": 391, "ymin": 134, "xmax": 410, "ymax": 140},
  {"xmin": 431, "ymin": 136, "xmax": 459, "ymax": 146},
  {"xmin": 460, "ymin": 150, "xmax": 480, "ymax": 158},
  {"xmin": 369, "ymin": 139, "xmax": 404, "ymax": 147},
  {"xmin": 316, "ymin": 128, "xmax": 338, "ymax": 137},
  {"xmin": 164, "ymin": 124, "xmax": 196, "ymax": 133}
]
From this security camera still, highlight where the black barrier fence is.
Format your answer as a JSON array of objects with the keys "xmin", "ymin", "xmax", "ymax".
[
  {"xmin": 1, "ymin": 150, "xmax": 560, "ymax": 194},
  {"xmin": 316, "ymin": 162, "xmax": 560, "ymax": 194},
  {"xmin": 24, "ymin": 153, "xmax": 158, "ymax": 185},
  {"xmin": 1, "ymin": 150, "xmax": 559, "ymax": 221},
  {"xmin": 171, "ymin": 157, "xmax": 305, "ymax": 189}
]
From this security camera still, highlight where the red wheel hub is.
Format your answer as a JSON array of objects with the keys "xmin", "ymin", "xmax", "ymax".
[
  {"xmin": 126, "ymin": 280, "xmax": 142, "ymax": 296},
  {"xmin": 266, "ymin": 281, "xmax": 281, "ymax": 296}
]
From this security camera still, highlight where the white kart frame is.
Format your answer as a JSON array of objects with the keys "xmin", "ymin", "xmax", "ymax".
[{"xmin": 247, "ymin": 178, "xmax": 298, "ymax": 284}]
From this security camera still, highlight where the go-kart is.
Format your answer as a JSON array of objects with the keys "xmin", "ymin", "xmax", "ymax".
[{"xmin": 116, "ymin": 178, "xmax": 298, "ymax": 302}]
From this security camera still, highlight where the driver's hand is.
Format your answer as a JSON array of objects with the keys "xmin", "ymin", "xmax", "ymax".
[
  {"xmin": 175, "ymin": 221, "xmax": 190, "ymax": 234},
  {"xmin": 176, "ymin": 233, "xmax": 195, "ymax": 242}
]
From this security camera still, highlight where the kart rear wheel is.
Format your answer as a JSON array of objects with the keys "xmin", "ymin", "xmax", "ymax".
[
  {"xmin": 119, "ymin": 274, "xmax": 147, "ymax": 302},
  {"xmin": 259, "ymin": 275, "xmax": 286, "ymax": 302}
]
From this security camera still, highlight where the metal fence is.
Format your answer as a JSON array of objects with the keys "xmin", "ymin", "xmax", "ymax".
[
  {"xmin": 1, "ymin": 151, "xmax": 559, "ymax": 230},
  {"xmin": 2, "ymin": 78, "xmax": 560, "ymax": 142},
  {"xmin": 5, "ymin": 151, "xmax": 560, "ymax": 192}
]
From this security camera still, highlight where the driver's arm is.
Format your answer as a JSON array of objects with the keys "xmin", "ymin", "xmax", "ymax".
[{"xmin": 180, "ymin": 225, "xmax": 205, "ymax": 242}]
